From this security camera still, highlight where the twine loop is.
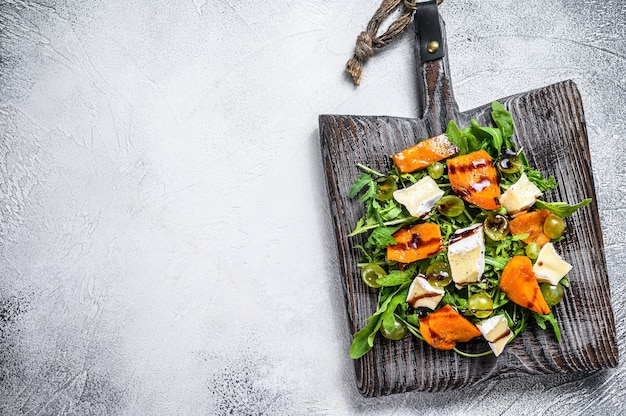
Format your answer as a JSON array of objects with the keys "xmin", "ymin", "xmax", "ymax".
[
  {"xmin": 345, "ymin": 0, "xmax": 444, "ymax": 85},
  {"xmin": 355, "ymin": 31, "xmax": 375, "ymax": 61}
]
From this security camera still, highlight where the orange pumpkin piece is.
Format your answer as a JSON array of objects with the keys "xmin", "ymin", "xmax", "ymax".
[
  {"xmin": 509, "ymin": 209, "xmax": 551, "ymax": 247},
  {"xmin": 447, "ymin": 149, "xmax": 501, "ymax": 210},
  {"xmin": 386, "ymin": 222, "xmax": 444, "ymax": 263},
  {"xmin": 392, "ymin": 134, "xmax": 459, "ymax": 173},
  {"xmin": 500, "ymin": 255, "xmax": 551, "ymax": 315},
  {"xmin": 419, "ymin": 304, "xmax": 481, "ymax": 350}
]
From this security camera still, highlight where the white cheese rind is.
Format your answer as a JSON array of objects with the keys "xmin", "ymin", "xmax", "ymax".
[
  {"xmin": 406, "ymin": 275, "xmax": 445, "ymax": 310},
  {"xmin": 500, "ymin": 172, "xmax": 542, "ymax": 214},
  {"xmin": 448, "ymin": 223, "xmax": 485, "ymax": 285},
  {"xmin": 533, "ymin": 242, "xmax": 572, "ymax": 285},
  {"xmin": 476, "ymin": 314, "xmax": 513, "ymax": 357},
  {"xmin": 393, "ymin": 176, "xmax": 444, "ymax": 218}
]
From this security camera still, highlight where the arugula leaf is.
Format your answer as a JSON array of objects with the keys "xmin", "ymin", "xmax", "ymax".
[
  {"xmin": 366, "ymin": 226, "xmax": 399, "ymax": 250},
  {"xmin": 511, "ymin": 233, "xmax": 530, "ymax": 241},
  {"xmin": 533, "ymin": 312, "xmax": 561, "ymax": 342},
  {"xmin": 446, "ymin": 120, "xmax": 467, "ymax": 155},
  {"xmin": 381, "ymin": 289, "xmax": 409, "ymax": 332},
  {"xmin": 464, "ymin": 132, "xmax": 480, "ymax": 153},
  {"xmin": 349, "ymin": 216, "xmax": 378, "ymax": 236},
  {"xmin": 491, "ymin": 101, "xmax": 515, "ymax": 145},
  {"xmin": 367, "ymin": 199, "xmax": 384, "ymax": 225},
  {"xmin": 377, "ymin": 200, "xmax": 404, "ymax": 221},
  {"xmin": 470, "ymin": 119, "xmax": 503, "ymax": 157},
  {"xmin": 525, "ymin": 167, "xmax": 558, "ymax": 191},
  {"xmin": 535, "ymin": 198, "xmax": 592, "ymax": 218},
  {"xmin": 351, "ymin": 217, "xmax": 366, "ymax": 233},
  {"xmin": 376, "ymin": 269, "xmax": 414, "ymax": 287},
  {"xmin": 485, "ymin": 255, "xmax": 509, "ymax": 270},
  {"xmin": 350, "ymin": 284, "xmax": 408, "ymax": 359},
  {"xmin": 349, "ymin": 217, "xmax": 415, "ymax": 237},
  {"xmin": 371, "ymin": 285, "xmax": 407, "ymax": 318},
  {"xmin": 503, "ymin": 306, "xmax": 530, "ymax": 337},
  {"xmin": 349, "ymin": 173, "xmax": 373, "ymax": 199},
  {"xmin": 441, "ymin": 289, "xmax": 468, "ymax": 311},
  {"xmin": 349, "ymin": 315, "xmax": 383, "ymax": 359}
]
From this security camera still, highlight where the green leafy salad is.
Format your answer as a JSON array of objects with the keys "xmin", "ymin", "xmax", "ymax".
[{"xmin": 348, "ymin": 101, "xmax": 591, "ymax": 359}]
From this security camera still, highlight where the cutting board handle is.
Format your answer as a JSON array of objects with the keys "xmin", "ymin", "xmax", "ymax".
[{"xmin": 414, "ymin": 0, "xmax": 461, "ymax": 132}]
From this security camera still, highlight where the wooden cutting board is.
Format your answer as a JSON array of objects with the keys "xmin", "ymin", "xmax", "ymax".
[{"xmin": 319, "ymin": 1, "xmax": 618, "ymax": 397}]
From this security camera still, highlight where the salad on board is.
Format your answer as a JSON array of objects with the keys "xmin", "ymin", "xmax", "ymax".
[{"xmin": 348, "ymin": 101, "xmax": 591, "ymax": 359}]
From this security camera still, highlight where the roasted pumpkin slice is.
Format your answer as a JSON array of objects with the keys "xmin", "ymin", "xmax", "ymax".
[
  {"xmin": 447, "ymin": 149, "xmax": 501, "ymax": 210},
  {"xmin": 509, "ymin": 209, "xmax": 551, "ymax": 247},
  {"xmin": 386, "ymin": 222, "xmax": 444, "ymax": 263},
  {"xmin": 392, "ymin": 133, "xmax": 459, "ymax": 173},
  {"xmin": 500, "ymin": 255, "xmax": 551, "ymax": 315},
  {"xmin": 419, "ymin": 304, "xmax": 482, "ymax": 350}
]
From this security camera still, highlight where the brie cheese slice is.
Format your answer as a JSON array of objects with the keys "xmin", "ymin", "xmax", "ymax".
[
  {"xmin": 500, "ymin": 172, "xmax": 542, "ymax": 214},
  {"xmin": 448, "ymin": 223, "xmax": 485, "ymax": 285},
  {"xmin": 393, "ymin": 175, "xmax": 444, "ymax": 218},
  {"xmin": 476, "ymin": 314, "xmax": 514, "ymax": 357},
  {"xmin": 533, "ymin": 242, "xmax": 572, "ymax": 285},
  {"xmin": 406, "ymin": 275, "xmax": 445, "ymax": 310}
]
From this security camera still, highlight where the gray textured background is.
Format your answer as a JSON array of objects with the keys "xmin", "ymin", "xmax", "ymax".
[{"xmin": 0, "ymin": 0, "xmax": 624, "ymax": 415}]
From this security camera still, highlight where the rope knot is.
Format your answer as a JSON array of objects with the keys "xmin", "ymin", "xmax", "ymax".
[
  {"xmin": 345, "ymin": 0, "xmax": 418, "ymax": 85},
  {"xmin": 354, "ymin": 31, "xmax": 374, "ymax": 60}
]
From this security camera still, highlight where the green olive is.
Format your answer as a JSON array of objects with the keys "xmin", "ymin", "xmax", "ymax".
[
  {"xmin": 361, "ymin": 264, "xmax": 386, "ymax": 288},
  {"xmin": 497, "ymin": 149, "xmax": 523, "ymax": 174},
  {"xmin": 376, "ymin": 177, "xmax": 398, "ymax": 201},
  {"xmin": 525, "ymin": 242, "xmax": 541, "ymax": 259},
  {"xmin": 467, "ymin": 293, "xmax": 494, "ymax": 318},
  {"xmin": 426, "ymin": 261, "xmax": 452, "ymax": 288},
  {"xmin": 380, "ymin": 316, "xmax": 408, "ymax": 340},
  {"xmin": 427, "ymin": 162, "xmax": 445, "ymax": 180},
  {"xmin": 437, "ymin": 195, "xmax": 465, "ymax": 217},
  {"xmin": 543, "ymin": 213, "xmax": 566, "ymax": 239},
  {"xmin": 540, "ymin": 282, "xmax": 565, "ymax": 307},
  {"xmin": 483, "ymin": 212, "xmax": 510, "ymax": 241}
]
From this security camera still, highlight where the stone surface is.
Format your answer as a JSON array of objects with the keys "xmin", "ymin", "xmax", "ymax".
[{"xmin": 0, "ymin": 0, "xmax": 624, "ymax": 414}]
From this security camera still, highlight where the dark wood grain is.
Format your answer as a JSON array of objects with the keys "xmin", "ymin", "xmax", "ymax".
[{"xmin": 319, "ymin": 13, "xmax": 618, "ymax": 397}]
